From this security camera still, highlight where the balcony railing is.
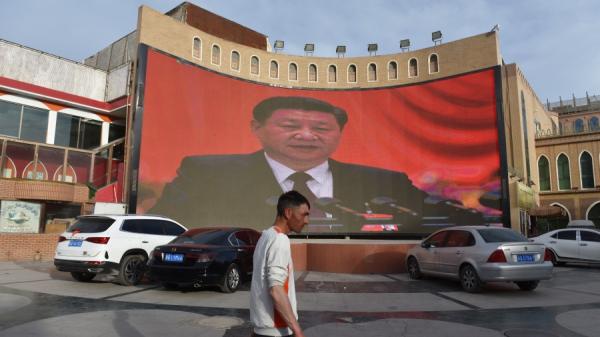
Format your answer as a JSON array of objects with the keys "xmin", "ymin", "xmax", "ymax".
[
  {"xmin": 0, "ymin": 136, "xmax": 125, "ymax": 190},
  {"xmin": 535, "ymin": 125, "xmax": 600, "ymax": 139}
]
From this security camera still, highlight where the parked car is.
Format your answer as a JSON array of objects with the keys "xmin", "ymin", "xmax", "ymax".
[
  {"xmin": 54, "ymin": 215, "xmax": 187, "ymax": 285},
  {"xmin": 406, "ymin": 226, "xmax": 553, "ymax": 292},
  {"xmin": 531, "ymin": 227, "xmax": 600, "ymax": 265},
  {"xmin": 147, "ymin": 227, "xmax": 261, "ymax": 293}
]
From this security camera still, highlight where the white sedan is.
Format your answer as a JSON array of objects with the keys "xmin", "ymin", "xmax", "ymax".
[{"xmin": 531, "ymin": 228, "xmax": 600, "ymax": 265}]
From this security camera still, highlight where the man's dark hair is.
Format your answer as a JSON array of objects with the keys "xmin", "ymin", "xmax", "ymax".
[
  {"xmin": 276, "ymin": 190, "xmax": 310, "ymax": 217},
  {"xmin": 253, "ymin": 96, "xmax": 348, "ymax": 129}
]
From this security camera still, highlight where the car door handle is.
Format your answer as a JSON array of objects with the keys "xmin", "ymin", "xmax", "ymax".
[
  {"xmin": 142, "ymin": 241, "xmax": 149, "ymax": 243},
  {"xmin": 580, "ymin": 243, "xmax": 588, "ymax": 246},
  {"xmin": 549, "ymin": 241, "xmax": 557, "ymax": 244},
  {"xmin": 455, "ymin": 251, "xmax": 463, "ymax": 255},
  {"xmin": 237, "ymin": 248, "xmax": 244, "ymax": 252}
]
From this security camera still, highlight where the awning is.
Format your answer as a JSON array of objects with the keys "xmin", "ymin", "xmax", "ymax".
[{"xmin": 529, "ymin": 205, "xmax": 566, "ymax": 217}]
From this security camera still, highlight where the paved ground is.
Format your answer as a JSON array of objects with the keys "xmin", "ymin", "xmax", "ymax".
[{"xmin": 1, "ymin": 261, "xmax": 599, "ymax": 336}]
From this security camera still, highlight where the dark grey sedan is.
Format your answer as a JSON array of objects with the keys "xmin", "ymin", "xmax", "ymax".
[{"xmin": 406, "ymin": 226, "xmax": 553, "ymax": 292}]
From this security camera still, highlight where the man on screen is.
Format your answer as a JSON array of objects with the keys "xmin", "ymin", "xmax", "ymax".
[{"xmin": 149, "ymin": 96, "xmax": 468, "ymax": 231}]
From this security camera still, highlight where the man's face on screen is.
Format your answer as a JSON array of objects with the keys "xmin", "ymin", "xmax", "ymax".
[{"xmin": 252, "ymin": 109, "xmax": 342, "ymax": 170}]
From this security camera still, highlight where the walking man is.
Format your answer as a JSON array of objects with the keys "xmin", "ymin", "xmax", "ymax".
[{"xmin": 250, "ymin": 190, "xmax": 309, "ymax": 337}]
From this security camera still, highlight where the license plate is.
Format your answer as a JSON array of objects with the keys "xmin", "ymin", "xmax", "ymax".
[
  {"xmin": 68, "ymin": 239, "xmax": 83, "ymax": 247},
  {"xmin": 517, "ymin": 254, "xmax": 535, "ymax": 262},
  {"xmin": 164, "ymin": 253, "xmax": 184, "ymax": 263}
]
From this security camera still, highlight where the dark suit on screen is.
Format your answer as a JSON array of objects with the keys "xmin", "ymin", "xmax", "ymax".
[{"xmin": 148, "ymin": 151, "xmax": 437, "ymax": 231}]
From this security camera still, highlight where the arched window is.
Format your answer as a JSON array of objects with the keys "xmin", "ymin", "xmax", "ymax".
[
  {"xmin": 557, "ymin": 154, "xmax": 571, "ymax": 190},
  {"xmin": 574, "ymin": 119, "xmax": 584, "ymax": 133},
  {"xmin": 368, "ymin": 63, "xmax": 377, "ymax": 81},
  {"xmin": 308, "ymin": 64, "xmax": 317, "ymax": 82},
  {"xmin": 231, "ymin": 51, "xmax": 240, "ymax": 70},
  {"xmin": 409, "ymin": 58, "xmax": 418, "ymax": 77},
  {"xmin": 211, "ymin": 45, "xmax": 220, "ymax": 65},
  {"xmin": 270, "ymin": 60, "xmax": 278, "ymax": 78},
  {"xmin": 589, "ymin": 117, "xmax": 599, "ymax": 131},
  {"xmin": 580, "ymin": 151, "xmax": 594, "ymax": 188},
  {"xmin": 328, "ymin": 65, "xmax": 337, "ymax": 82},
  {"xmin": 250, "ymin": 56, "xmax": 259, "ymax": 75},
  {"xmin": 538, "ymin": 156, "xmax": 550, "ymax": 191},
  {"xmin": 429, "ymin": 54, "xmax": 439, "ymax": 73},
  {"xmin": 388, "ymin": 61, "xmax": 398, "ymax": 79},
  {"xmin": 288, "ymin": 63, "xmax": 298, "ymax": 81},
  {"xmin": 586, "ymin": 202, "xmax": 600, "ymax": 227},
  {"xmin": 192, "ymin": 37, "xmax": 201, "ymax": 59},
  {"xmin": 348, "ymin": 65, "xmax": 357, "ymax": 82}
]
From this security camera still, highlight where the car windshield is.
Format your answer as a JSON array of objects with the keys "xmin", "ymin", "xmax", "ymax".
[
  {"xmin": 477, "ymin": 228, "xmax": 527, "ymax": 243},
  {"xmin": 67, "ymin": 217, "xmax": 114, "ymax": 233},
  {"xmin": 171, "ymin": 230, "xmax": 228, "ymax": 245}
]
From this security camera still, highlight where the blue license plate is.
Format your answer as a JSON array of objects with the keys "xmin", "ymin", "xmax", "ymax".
[
  {"xmin": 164, "ymin": 253, "xmax": 184, "ymax": 263},
  {"xmin": 68, "ymin": 239, "xmax": 83, "ymax": 247},
  {"xmin": 517, "ymin": 254, "xmax": 535, "ymax": 262}
]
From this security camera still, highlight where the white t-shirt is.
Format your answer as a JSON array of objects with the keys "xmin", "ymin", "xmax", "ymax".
[{"xmin": 250, "ymin": 226, "xmax": 297, "ymax": 336}]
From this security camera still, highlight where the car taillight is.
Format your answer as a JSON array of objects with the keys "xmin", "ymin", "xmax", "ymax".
[
  {"xmin": 86, "ymin": 237, "xmax": 110, "ymax": 244},
  {"xmin": 58, "ymin": 236, "xmax": 67, "ymax": 242},
  {"xmin": 544, "ymin": 248, "xmax": 552, "ymax": 262},
  {"xmin": 188, "ymin": 252, "xmax": 215, "ymax": 263},
  {"xmin": 487, "ymin": 249, "xmax": 507, "ymax": 263}
]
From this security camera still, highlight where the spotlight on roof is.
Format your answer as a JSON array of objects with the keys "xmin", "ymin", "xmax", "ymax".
[
  {"xmin": 432, "ymin": 31, "xmax": 442, "ymax": 45},
  {"xmin": 368, "ymin": 43, "xmax": 378, "ymax": 56},
  {"xmin": 400, "ymin": 39, "xmax": 410, "ymax": 52},
  {"xmin": 304, "ymin": 43, "xmax": 315, "ymax": 56},
  {"xmin": 336, "ymin": 45, "xmax": 346, "ymax": 58},
  {"xmin": 273, "ymin": 40, "xmax": 284, "ymax": 52}
]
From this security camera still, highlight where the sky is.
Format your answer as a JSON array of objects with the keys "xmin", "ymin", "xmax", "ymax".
[{"xmin": 0, "ymin": 0, "xmax": 598, "ymax": 103}]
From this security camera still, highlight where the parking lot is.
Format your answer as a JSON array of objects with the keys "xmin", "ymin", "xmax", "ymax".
[{"xmin": 1, "ymin": 261, "xmax": 600, "ymax": 336}]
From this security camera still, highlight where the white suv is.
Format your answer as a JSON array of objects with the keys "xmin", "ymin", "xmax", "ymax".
[{"xmin": 54, "ymin": 214, "xmax": 187, "ymax": 285}]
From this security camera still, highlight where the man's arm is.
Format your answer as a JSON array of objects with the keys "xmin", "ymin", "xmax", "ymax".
[{"xmin": 269, "ymin": 285, "xmax": 305, "ymax": 337}]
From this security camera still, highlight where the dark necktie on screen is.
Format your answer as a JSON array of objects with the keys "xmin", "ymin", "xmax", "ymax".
[{"xmin": 288, "ymin": 171, "xmax": 325, "ymax": 218}]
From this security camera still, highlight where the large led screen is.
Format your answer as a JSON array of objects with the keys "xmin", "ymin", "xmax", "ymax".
[{"xmin": 133, "ymin": 47, "xmax": 504, "ymax": 235}]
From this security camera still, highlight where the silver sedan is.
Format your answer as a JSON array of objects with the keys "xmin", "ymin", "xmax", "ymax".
[{"xmin": 406, "ymin": 226, "xmax": 553, "ymax": 292}]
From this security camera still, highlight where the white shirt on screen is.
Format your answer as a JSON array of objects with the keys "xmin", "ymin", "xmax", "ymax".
[{"xmin": 263, "ymin": 152, "xmax": 333, "ymax": 198}]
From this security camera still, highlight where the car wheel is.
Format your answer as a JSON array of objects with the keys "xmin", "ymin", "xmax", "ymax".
[
  {"xmin": 70, "ymin": 271, "xmax": 95, "ymax": 282},
  {"xmin": 118, "ymin": 254, "xmax": 146, "ymax": 286},
  {"xmin": 515, "ymin": 281, "xmax": 539, "ymax": 291},
  {"xmin": 161, "ymin": 282, "xmax": 179, "ymax": 290},
  {"xmin": 407, "ymin": 257, "xmax": 422, "ymax": 280},
  {"xmin": 220, "ymin": 263, "xmax": 240, "ymax": 293},
  {"xmin": 549, "ymin": 250, "xmax": 565, "ymax": 267},
  {"xmin": 460, "ymin": 264, "xmax": 482, "ymax": 293}
]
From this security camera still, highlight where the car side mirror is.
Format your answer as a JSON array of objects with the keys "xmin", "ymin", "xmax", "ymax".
[{"xmin": 421, "ymin": 242, "xmax": 431, "ymax": 249}]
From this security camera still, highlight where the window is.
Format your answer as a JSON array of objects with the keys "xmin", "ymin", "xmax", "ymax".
[
  {"xmin": 67, "ymin": 217, "xmax": 114, "ymax": 233},
  {"xmin": 557, "ymin": 154, "xmax": 571, "ymax": 190},
  {"xmin": 589, "ymin": 117, "xmax": 599, "ymax": 131},
  {"xmin": 211, "ymin": 45, "xmax": 220, "ymax": 65},
  {"xmin": 580, "ymin": 151, "xmax": 594, "ymax": 188},
  {"xmin": 172, "ymin": 229, "xmax": 228, "ymax": 245},
  {"xmin": 409, "ymin": 58, "xmax": 418, "ymax": 77},
  {"xmin": 250, "ymin": 56, "xmax": 259, "ymax": 75},
  {"xmin": 109, "ymin": 123, "xmax": 125, "ymax": 142},
  {"xmin": 234, "ymin": 231, "xmax": 252, "ymax": 246},
  {"xmin": 289, "ymin": 63, "xmax": 298, "ymax": 81},
  {"xmin": 308, "ymin": 64, "xmax": 317, "ymax": 82},
  {"xmin": 192, "ymin": 37, "xmax": 201, "ymax": 59},
  {"xmin": 388, "ymin": 61, "xmax": 398, "ymax": 79},
  {"xmin": 348, "ymin": 64, "xmax": 357, "ymax": 82},
  {"xmin": 368, "ymin": 63, "xmax": 377, "ymax": 81},
  {"xmin": 588, "ymin": 203, "xmax": 600, "ymax": 228},
  {"xmin": 557, "ymin": 230, "xmax": 576, "ymax": 240},
  {"xmin": 444, "ymin": 230, "xmax": 475, "ymax": 247},
  {"xmin": 0, "ymin": 101, "xmax": 49, "ymax": 143},
  {"xmin": 55, "ymin": 114, "xmax": 101, "ymax": 149},
  {"xmin": 581, "ymin": 230, "xmax": 600, "ymax": 242},
  {"xmin": 424, "ymin": 231, "xmax": 448, "ymax": 248},
  {"xmin": 477, "ymin": 228, "xmax": 527, "ymax": 243},
  {"xmin": 538, "ymin": 156, "xmax": 551, "ymax": 191},
  {"xmin": 231, "ymin": 51, "xmax": 240, "ymax": 70},
  {"xmin": 162, "ymin": 221, "xmax": 185, "ymax": 236},
  {"xmin": 429, "ymin": 54, "xmax": 439, "ymax": 73},
  {"xmin": 574, "ymin": 119, "xmax": 584, "ymax": 133},
  {"xmin": 328, "ymin": 65, "xmax": 337, "ymax": 82},
  {"xmin": 270, "ymin": 60, "xmax": 279, "ymax": 78}
]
